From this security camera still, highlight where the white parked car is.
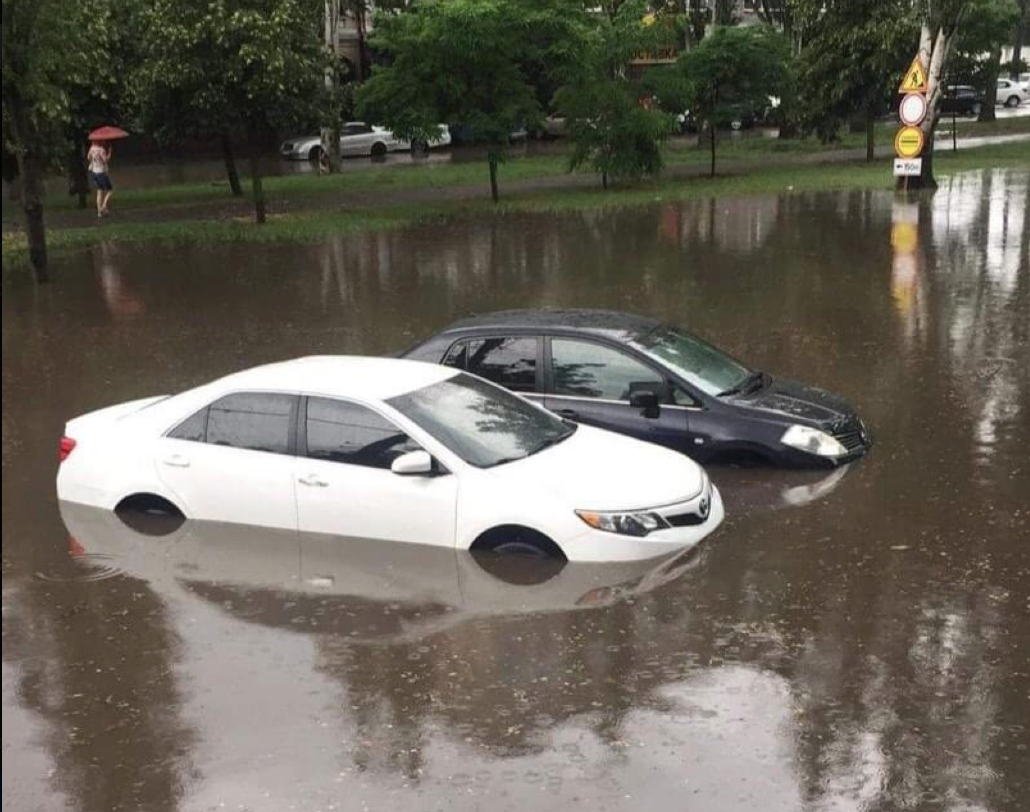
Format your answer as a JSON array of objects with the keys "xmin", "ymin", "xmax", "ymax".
[
  {"xmin": 995, "ymin": 78, "xmax": 1028, "ymax": 107},
  {"xmin": 55, "ymin": 357, "xmax": 723, "ymax": 563},
  {"xmin": 280, "ymin": 121, "xmax": 451, "ymax": 161}
]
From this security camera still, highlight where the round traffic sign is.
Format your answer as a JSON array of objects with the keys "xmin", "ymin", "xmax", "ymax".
[
  {"xmin": 895, "ymin": 125, "xmax": 925, "ymax": 158},
  {"xmin": 899, "ymin": 93, "xmax": 927, "ymax": 126}
]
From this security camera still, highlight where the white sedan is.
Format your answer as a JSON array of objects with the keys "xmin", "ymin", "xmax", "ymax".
[
  {"xmin": 280, "ymin": 121, "xmax": 452, "ymax": 161},
  {"xmin": 996, "ymin": 78, "xmax": 1028, "ymax": 107},
  {"xmin": 56, "ymin": 357, "xmax": 723, "ymax": 562}
]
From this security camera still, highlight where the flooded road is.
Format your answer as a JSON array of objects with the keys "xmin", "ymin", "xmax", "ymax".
[{"xmin": 3, "ymin": 168, "xmax": 1029, "ymax": 811}]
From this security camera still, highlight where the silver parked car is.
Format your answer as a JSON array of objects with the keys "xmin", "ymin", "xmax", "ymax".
[{"xmin": 280, "ymin": 121, "xmax": 452, "ymax": 161}]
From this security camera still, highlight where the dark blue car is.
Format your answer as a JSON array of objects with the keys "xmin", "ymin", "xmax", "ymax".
[{"xmin": 402, "ymin": 309, "xmax": 871, "ymax": 468}]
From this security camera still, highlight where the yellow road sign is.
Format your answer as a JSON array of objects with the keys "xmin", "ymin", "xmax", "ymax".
[
  {"xmin": 899, "ymin": 56, "xmax": 928, "ymax": 93},
  {"xmin": 895, "ymin": 126, "xmax": 925, "ymax": 158}
]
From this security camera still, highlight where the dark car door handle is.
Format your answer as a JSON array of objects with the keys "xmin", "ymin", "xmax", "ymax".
[{"xmin": 554, "ymin": 408, "xmax": 579, "ymax": 420}]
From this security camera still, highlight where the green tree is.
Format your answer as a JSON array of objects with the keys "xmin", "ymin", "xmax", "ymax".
[
  {"xmin": 553, "ymin": 1, "xmax": 675, "ymax": 189},
  {"xmin": 357, "ymin": 0, "xmax": 571, "ymax": 202},
  {"xmin": 2, "ymin": 0, "xmax": 107, "ymax": 282},
  {"xmin": 948, "ymin": 0, "xmax": 1021, "ymax": 121},
  {"xmin": 135, "ymin": 0, "xmax": 324, "ymax": 221},
  {"xmin": 798, "ymin": 0, "xmax": 917, "ymax": 161},
  {"xmin": 676, "ymin": 25, "xmax": 790, "ymax": 177}
]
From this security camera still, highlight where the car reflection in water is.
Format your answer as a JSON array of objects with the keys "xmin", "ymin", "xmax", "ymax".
[{"xmin": 59, "ymin": 502, "xmax": 704, "ymax": 642}]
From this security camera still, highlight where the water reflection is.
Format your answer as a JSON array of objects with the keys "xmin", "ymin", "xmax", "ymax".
[{"xmin": 3, "ymin": 169, "xmax": 1028, "ymax": 810}]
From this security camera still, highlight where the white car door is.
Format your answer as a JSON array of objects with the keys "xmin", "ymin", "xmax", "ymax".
[
  {"xmin": 155, "ymin": 392, "xmax": 299, "ymax": 531},
  {"xmin": 294, "ymin": 396, "xmax": 458, "ymax": 546},
  {"xmin": 340, "ymin": 124, "xmax": 374, "ymax": 156}
]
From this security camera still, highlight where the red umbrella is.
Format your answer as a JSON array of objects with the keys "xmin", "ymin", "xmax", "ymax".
[{"xmin": 88, "ymin": 125, "xmax": 129, "ymax": 142}]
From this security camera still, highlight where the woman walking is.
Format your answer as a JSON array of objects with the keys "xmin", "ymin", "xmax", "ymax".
[{"xmin": 86, "ymin": 140, "xmax": 114, "ymax": 218}]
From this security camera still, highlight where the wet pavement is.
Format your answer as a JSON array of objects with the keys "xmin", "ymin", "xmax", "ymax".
[{"xmin": 3, "ymin": 168, "xmax": 1029, "ymax": 811}]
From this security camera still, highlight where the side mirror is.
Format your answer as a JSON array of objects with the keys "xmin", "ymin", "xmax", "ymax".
[
  {"xmin": 629, "ymin": 390, "xmax": 661, "ymax": 419},
  {"xmin": 391, "ymin": 450, "xmax": 433, "ymax": 476}
]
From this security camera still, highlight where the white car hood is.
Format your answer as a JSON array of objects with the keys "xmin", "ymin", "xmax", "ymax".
[{"xmin": 486, "ymin": 424, "xmax": 704, "ymax": 511}]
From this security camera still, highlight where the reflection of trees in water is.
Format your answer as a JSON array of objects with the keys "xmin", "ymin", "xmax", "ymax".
[{"xmin": 4, "ymin": 574, "xmax": 195, "ymax": 812}]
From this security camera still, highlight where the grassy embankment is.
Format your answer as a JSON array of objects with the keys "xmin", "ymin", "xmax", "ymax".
[{"xmin": 2, "ymin": 127, "xmax": 1028, "ymax": 268}]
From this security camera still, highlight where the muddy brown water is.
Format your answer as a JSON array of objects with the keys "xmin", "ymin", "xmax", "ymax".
[{"xmin": 3, "ymin": 168, "xmax": 1029, "ymax": 811}]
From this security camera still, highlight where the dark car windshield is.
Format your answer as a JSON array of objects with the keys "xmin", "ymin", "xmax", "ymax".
[
  {"xmin": 387, "ymin": 373, "xmax": 575, "ymax": 468},
  {"xmin": 632, "ymin": 327, "xmax": 750, "ymax": 397}
]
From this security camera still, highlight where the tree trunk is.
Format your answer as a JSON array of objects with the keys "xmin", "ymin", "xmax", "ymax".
[
  {"xmin": 601, "ymin": 169, "xmax": 608, "ymax": 190},
  {"xmin": 322, "ymin": 0, "xmax": 343, "ymax": 173},
  {"xmin": 247, "ymin": 129, "xmax": 267, "ymax": 223},
  {"xmin": 978, "ymin": 47, "xmax": 1001, "ymax": 122},
  {"xmin": 903, "ymin": 22, "xmax": 956, "ymax": 191},
  {"xmin": 19, "ymin": 150, "xmax": 50, "ymax": 283},
  {"xmin": 865, "ymin": 111, "xmax": 876, "ymax": 162},
  {"xmin": 709, "ymin": 125, "xmax": 716, "ymax": 177},
  {"xmin": 488, "ymin": 154, "xmax": 499, "ymax": 203},
  {"xmin": 1012, "ymin": 1, "xmax": 1027, "ymax": 79},
  {"xmin": 8, "ymin": 96, "xmax": 49, "ymax": 283},
  {"xmin": 221, "ymin": 132, "xmax": 243, "ymax": 196},
  {"xmin": 67, "ymin": 133, "xmax": 89, "ymax": 208}
]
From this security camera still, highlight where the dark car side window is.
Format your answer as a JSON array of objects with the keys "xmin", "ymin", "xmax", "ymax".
[
  {"xmin": 305, "ymin": 397, "xmax": 419, "ymax": 469},
  {"xmin": 442, "ymin": 341, "xmax": 467, "ymax": 369},
  {"xmin": 206, "ymin": 393, "xmax": 295, "ymax": 454},
  {"xmin": 551, "ymin": 339, "xmax": 666, "ymax": 402},
  {"xmin": 465, "ymin": 337, "xmax": 538, "ymax": 392}
]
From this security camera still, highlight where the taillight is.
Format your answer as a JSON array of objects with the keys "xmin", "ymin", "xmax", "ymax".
[{"xmin": 59, "ymin": 436, "xmax": 77, "ymax": 462}]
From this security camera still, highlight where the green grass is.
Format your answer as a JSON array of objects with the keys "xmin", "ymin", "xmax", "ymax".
[
  {"xmin": 9, "ymin": 115, "xmax": 1027, "ymax": 219},
  {"xmin": 3, "ymin": 139, "xmax": 1027, "ymax": 269}
]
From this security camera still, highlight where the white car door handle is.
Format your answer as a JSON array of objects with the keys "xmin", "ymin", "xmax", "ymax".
[
  {"xmin": 298, "ymin": 474, "xmax": 328, "ymax": 488},
  {"xmin": 162, "ymin": 454, "xmax": 190, "ymax": 468}
]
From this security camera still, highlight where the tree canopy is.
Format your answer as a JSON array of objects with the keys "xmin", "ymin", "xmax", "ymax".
[
  {"xmin": 675, "ymin": 24, "xmax": 790, "ymax": 176},
  {"xmin": 553, "ymin": 1, "xmax": 676, "ymax": 188},
  {"xmin": 357, "ymin": 0, "xmax": 576, "ymax": 201}
]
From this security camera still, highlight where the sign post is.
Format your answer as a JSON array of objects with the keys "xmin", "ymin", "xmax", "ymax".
[{"xmin": 895, "ymin": 56, "xmax": 928, "ymax": 190}]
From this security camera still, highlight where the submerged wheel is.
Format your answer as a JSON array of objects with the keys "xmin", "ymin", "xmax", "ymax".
[
  {"xmin": 114, "ymin": 493, "xmax": 185, "ymax": 536},
  {"xmin": 471, "ymin": 526, "xmax": 565, "ymax": 560},
  {"xmin": 308, "ymin": 145, "xmax": 324, "ymax": 163},
  {"xmin": 370, "ymin": 141, "xmax": 388, "ymax": 157},
  {"xmin": 1005, "ymin": 95, "xmax": 1021, "ymax": 108},
  {"xmin": 470, "ymin": 526, "xmax": 567, "ymax": 585}
]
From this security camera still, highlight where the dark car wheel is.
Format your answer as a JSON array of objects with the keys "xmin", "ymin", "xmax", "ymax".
[
  {"xmin": 370, "ymin": 141, "xmax": 388, "ymax": 158},
  {"xmin": 308, "ymin": 145, "xmax": 323, "ymax": 163},
  {"xmin": 1005, "ymin": 95, "xmax": 1021, "ymax": 108}
]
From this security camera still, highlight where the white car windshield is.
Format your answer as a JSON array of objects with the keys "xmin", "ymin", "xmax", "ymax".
[
  {"xmin": 388, "ymin": 373, "xmax": 575, "ymax": 468},
  {"xmin": 632, "ymin": 327, "xmax": 751, "ymax": 397}
]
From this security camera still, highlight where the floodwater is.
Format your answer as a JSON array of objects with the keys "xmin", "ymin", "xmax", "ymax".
[{"xmin": 3, "ymin": 168, "xmax": 1029, "ymax": 811}]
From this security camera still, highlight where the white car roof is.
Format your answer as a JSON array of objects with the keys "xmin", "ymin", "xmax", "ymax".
[{"xmin": 213, "ymin": 356, "xmax": 458, "ymax": 402}]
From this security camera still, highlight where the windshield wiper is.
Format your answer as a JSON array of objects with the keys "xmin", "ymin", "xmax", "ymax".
[
  {"xmin": 719, "ymin": 370, "xmax": 765, "ymax": 397},
  {"xmin": 527, "ymin": 425, "xmax": 577, "ymax": 456}
]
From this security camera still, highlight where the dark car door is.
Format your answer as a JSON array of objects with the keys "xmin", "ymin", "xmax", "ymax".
[{"xmin": 543, "ymin": 337, "xmax": 690, "ymax": 452}]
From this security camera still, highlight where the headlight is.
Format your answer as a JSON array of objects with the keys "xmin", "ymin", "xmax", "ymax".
[
  {"xmin": 575, "ymin": 509, "xmax": 669, "ymax": 537},
  {"xmin": 781, "ymin": 424, "xmax": 847, "ymax": 457}
]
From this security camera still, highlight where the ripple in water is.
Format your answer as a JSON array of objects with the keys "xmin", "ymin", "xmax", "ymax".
[{"xmin": 34, "ymin": 553, "xmax": 124, "ymax": 583}]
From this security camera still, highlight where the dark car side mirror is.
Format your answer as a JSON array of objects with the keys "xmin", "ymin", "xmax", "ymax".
[{"xmin": 629, "ymin": 390, "xmax": 661, "ymax": 419}]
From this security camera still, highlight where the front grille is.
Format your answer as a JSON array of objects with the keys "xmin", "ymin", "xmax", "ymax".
[
  {"xmin": 666, "ymin": 510, "xmax": 707, "ymax": 527},
  {"xmin": 834, "ymin": 429, "xmax": 866, "ymax": 451}
]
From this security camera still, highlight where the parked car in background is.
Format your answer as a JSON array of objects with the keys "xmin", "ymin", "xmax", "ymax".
[
  {"xmin": 280, "ymin": 121, "xmax": 451, "ymax": 161},
  {"xmin": 940, "ymin": 85, "xmax": 983, "ymax": 117},
  {"xmin": 996, "ymin": 78, "xmax": 1027, "ymax": 107},
  {"xmin": 56, "ymin": 356, "xmax": 723, "ymax": 562},
  {"xmin": 402, "ymin": 309, "xmax": 872, "ymax": 469}
]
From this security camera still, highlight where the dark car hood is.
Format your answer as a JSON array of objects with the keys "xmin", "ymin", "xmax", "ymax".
[{"xmin": 730, "ymin": 375, "xmax": 855, "ymax": 428}]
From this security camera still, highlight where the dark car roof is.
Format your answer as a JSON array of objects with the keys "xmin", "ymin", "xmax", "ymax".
[{"xmin": 439, "ymin": 309, "xmax": 663, "ymax": 341}]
